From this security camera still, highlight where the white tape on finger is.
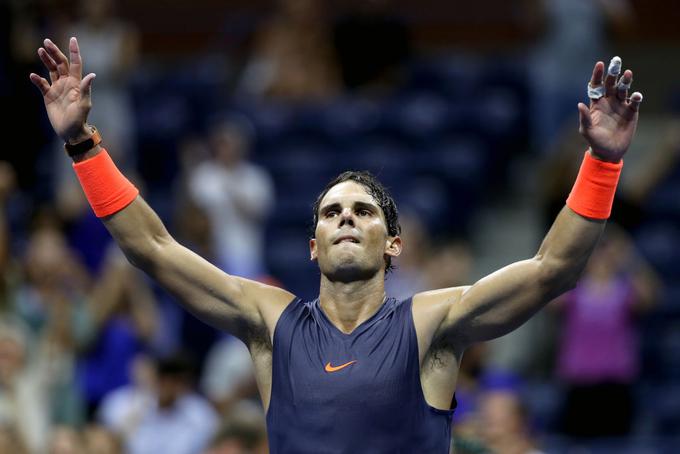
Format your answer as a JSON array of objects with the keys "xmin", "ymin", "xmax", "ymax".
[
  {"xmin": 608, "ymin": 56, "xmax": 622, "ymax": 77},
  {"xmin": 617, "ymin": 80, "xmax": 631, "ymax": 91},
  {"xmin": 588, "ymin": 82, "xmax": 605, "ymax": 100}
]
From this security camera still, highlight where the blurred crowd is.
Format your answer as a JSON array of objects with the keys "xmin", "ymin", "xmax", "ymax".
[{"xmin": 3, "ymin": 0, "xmax": 680, "ymax": 453}]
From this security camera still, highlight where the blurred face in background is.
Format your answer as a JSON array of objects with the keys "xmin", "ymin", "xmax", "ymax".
[
  {"xmin": 24, "ymin": 228, "xmax": 71, "ymax": 289},
  {"xmin": 49, "ymin": 426, "xmax": 83, "ymax": 454},
  {"xmin": 479, "ymin": 390, "xmax": 525, "ymax": 443},
  {"xmin": 156, "ymin": 373, "xmax": 189, "ymax": 409},
  {"xmin": 81, "ymin": 0, "xmax": 113, "ymax": 25},
  {"xmin": 210, "ymin": 123, "xmax": 248, "ymax": 168},
  {"xmin": 0, "ymin": 334, "xmax": 25, "ymax": 385},
  {"xmin": 82, "ymin": 425, "xmax": 121, "ymax": 454}
]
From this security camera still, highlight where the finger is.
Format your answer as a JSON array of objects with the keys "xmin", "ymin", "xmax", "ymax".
[
  {"xmin": 43, "ymin": 38, "xmax": 69, "ymax": 77},
  {"xmin": 616, "ymin": 69, "xmax": 633, "ymax": 101},
  {"xmin": 628, "ymin": 92, "xmax": 643, "ymax": 114},
  {"xmin": 68, "ymin": 37, "xmax": 82, "ymax": 80},
  {"xmin": 605, "ymin": 56, "xmax": 622, "ymax": 97},
  {"xmin": 37, "ymin": 47, "xmax": 59, "ymax": 84},
  {"xmin": 80, "ymin": 73, "xmax": 96, "ymax": 105},
  {"xmin": 588, "ymin": 61, "xmax": 605, "ymax": 106},
  {"xmin": 578, "ymin": 102, "xmax": 593, "ymax": 131},
  {"xmin": 29, "ymin": 73, "xmax": 51, "ymax": 96}
]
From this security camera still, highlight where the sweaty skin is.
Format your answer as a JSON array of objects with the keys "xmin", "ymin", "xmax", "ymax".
[{"xmin": 30, "ymin": 38, "xmax": 643, "ymax": 413}]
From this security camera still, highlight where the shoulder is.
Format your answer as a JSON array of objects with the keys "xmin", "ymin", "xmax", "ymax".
[
  {"xmin": 411, "ymin": 286, "xmax": 470, "ymax": 352},
  {"xmin": 412, "ymin": 286, "xmax": 469, "ymax": 322}
]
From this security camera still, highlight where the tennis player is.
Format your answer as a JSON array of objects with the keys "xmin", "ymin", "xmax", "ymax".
[{"xmin": 30, "ymin": 37, "xmax": 642, "ymax": 453}]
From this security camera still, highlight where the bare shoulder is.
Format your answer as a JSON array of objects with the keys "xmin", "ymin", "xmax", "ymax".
[
  {"xmin": 413, "ymin": 286, "xmax": 469, "ymax": 326},
  {"xmin": 411, "ymin": 286, "xmax": 469, "ymax": 362},
  {"xmin": 236, "ymin": 276, "xmax": 297, "ymax": 344}
]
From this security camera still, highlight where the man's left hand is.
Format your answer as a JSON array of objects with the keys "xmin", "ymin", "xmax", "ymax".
[{"xmin": 579, "ymin": 57, "xmax": 643, "ymax": 163}]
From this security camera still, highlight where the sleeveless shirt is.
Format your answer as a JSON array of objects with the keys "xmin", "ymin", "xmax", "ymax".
[{"xmin": 266, "ymin": 297, "xmax": 455, "ymax": 453}]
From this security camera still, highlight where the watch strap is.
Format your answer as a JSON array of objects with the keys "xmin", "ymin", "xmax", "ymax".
[{"xmin": 65, "ymin": 126, "xmax": 102, "ymax": 157}]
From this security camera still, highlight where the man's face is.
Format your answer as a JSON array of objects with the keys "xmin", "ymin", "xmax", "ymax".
[{"xmin": 310, "ymin": 181, "xmax": 401, "ymax": 282}]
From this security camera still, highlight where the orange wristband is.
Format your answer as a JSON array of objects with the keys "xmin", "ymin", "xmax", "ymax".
[
  {"xmin": 566, "ymin": 150, "xmax": 622, "ymax": 220},
  {"xmin": 72, "ymin": 148, "xmax": 139, "ymax": 218}
]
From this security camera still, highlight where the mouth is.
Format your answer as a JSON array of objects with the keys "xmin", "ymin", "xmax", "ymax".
[{"xmin": 333, "ymin": 235, "xmax": 360, "ymax": 245}]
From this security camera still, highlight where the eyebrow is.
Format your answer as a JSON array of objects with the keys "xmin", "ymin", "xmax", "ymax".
[{"xmin": 319, "ymin": 201, "xmax": 378, "ymax": 215}]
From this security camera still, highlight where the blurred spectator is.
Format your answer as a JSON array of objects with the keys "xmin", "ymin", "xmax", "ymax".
[
  {"xmin": 529, "ymin": 0, "xmax": 634, "ymax": 152},
  {"xmin": 47, "ymin": 424, "xmax": 122, "ymax": 454},
  {"xmin": 53, "ymin": 0, "xmax": 140, "ymax": 275},
  {"xmin": 333, "ymin": 0, "xmax": 411, "ymax": 93},
  {"xmin": 174, "ymin": 135, "xmax": 215, "ymax": 262},
  {"xmin": 478, "ymin": 387, "xmax": 546, "ymax": 454},
  {"xmin": 81, "ymin": 424, "xmax": 122, "ymax": 454},
  {"xmin": 205, "ymin": 401, "xmax": 267, "ymax": 454},
  {"xmin": 0, "ymin": 163, "xmax": 16, "ymax": 317},
  {"xmin": 385, "ymin": 212, "xmax": 431, "ymax": 300},
  {"xmin": 0, "ymin": 321, "xmax": 50, "ymax": 453},
  {"xmin": 15, "ymin": 224, "xmax": 91, "ymax": 427},
  {"xmin": 424, "ymin": 237, "xmax": 474, "ymax": 290},
  {"xmin": 48, "ymin": 426, "xmax": 83, "ymax": 454},
  {"xmin": 76, "ymin": 245, "xmax": 159, "ymax": 415},
  {"xmin": 450, "ymin": 343, "xmax": 489, "ymax": 454},
  {"xmin": 0, "ymin": 423, "xmax": 29, "ymax": 454},
  {"xmin": 63, "ymin": 0, "xmax": 139, "ymax": 166},
  {"xmin": 200, "ymin": 335, "xmax": 258, "ymax": 415},
  {"xmin": 552, "ymin": 225, "xmax": 661, "ymax": 437},
  {"xmin": 187, "ymin": 116, "xmax": 274, "ymax": 279},
  {"xmin": 237, "ymin": 0, "xmax": 341, "ymax": 101},
  {"xmin": 99, "ymin": 353, "xmax": 219, "ymax": 454}
]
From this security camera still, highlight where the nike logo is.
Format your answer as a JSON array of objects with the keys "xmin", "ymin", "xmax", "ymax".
[{"xmin": 324, "ymin": 360, "xmax": 357, "ymax": 373}]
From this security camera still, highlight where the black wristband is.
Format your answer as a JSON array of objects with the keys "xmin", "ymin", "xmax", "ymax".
[{"xmin": 65, "ymin": 126, "xmax": 102, "ymax": 157}]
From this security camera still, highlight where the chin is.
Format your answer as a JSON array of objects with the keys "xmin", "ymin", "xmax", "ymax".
[{"xmin": 322, "ymin": 257, "xmax": 379, "ymax": 283}]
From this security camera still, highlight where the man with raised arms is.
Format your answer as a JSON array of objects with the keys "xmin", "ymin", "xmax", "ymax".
[{"xmin": 30, "ymin": 38, "xmax": 642, "ymax": 453}]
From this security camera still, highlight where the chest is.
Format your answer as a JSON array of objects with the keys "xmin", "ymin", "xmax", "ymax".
[{"xmin": 276, "ymin": 305, "xmax": 420, "ymax": 409}]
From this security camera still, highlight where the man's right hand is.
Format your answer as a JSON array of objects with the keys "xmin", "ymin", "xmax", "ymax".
[{"xmin": 29, "ymin": 37, "xmax": 96, "ymax": 144}]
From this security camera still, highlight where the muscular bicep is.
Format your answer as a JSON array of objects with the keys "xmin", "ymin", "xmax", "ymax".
[
  {"xmin": 434, "ymin": 258, "xmax": 561, "ymax": 348},
  {"xmin": 145, "ymin": 238, "xmax": 294, "ymax": 342},
  {"xmin": 102, "ymin": 197, "xmax": 293, "ymax": 343},
  {"xmin": 435, "ymin": 208, "xmax": 604, "ymax": 348}
]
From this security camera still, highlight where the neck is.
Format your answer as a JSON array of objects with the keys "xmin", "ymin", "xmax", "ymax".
[{"xmin": 319, "ymin": 272, "xmax": 387, "ymax": 334}]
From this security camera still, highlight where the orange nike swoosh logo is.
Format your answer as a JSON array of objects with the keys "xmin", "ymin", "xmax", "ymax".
[{"xmin": 324, "ymin": 360, "xmax": 357, "ymax": 373}]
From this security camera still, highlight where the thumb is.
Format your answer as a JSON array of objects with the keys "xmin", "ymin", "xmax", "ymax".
[
  {"xmin": 577, "ymin": 102, "xmax": 592, "ymax": 132},
  {"xmin": 80, "ymin": 73, "xmax": 96, "ymax": 103}
]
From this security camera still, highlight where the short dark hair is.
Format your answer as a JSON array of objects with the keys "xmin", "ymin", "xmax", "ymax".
[{"xmin": 311, "ymin": 171, "xmax": 401, "ymax": 272}]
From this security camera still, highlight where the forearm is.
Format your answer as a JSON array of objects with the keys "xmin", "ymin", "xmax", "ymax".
[
  {"xmin": 102, "ymin": 196, "xmax": 174, "ymax": 270},
  {"xmin": 534, "ymin": 205, "xmax": 605, "ymax": 293},
  {"xmin": 71, "ymin": 144, "xmax": 173, "ymax": 268}
]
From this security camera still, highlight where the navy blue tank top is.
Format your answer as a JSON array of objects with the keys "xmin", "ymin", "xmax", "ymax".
[{"xmin": 267, "ymin": 297, "xmax": 455, "ymax": 454}]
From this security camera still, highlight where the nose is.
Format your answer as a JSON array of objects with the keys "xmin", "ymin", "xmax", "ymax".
[{"xmin": 338, "ymin": 207, "xmax": 355, "ymax": 227}]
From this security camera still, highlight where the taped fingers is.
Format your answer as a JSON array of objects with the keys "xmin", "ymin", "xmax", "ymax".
[
  {"xmin": 617, "ymin": 70, "xmax": 633, "ymax": 101},
  {"xmin": 587, "ymin": 61, "xmax": 606, "ymax": 101},
  {"xmin": 605, "ymin": 56, "xmax": 622, "ymax": 96},
  {"xmin": 629, "ymin": 92, "xmax": 643, "ymax": 112}
]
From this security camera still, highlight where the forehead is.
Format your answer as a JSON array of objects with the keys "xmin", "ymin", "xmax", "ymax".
[{"xmin": 319, "ymin": 181, "xmax": 377, "ymax": 208}]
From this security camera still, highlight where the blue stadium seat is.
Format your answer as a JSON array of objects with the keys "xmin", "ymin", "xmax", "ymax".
[{"xmin": 635, "ymin": 223, "xmax": 680, "ymax": 280}]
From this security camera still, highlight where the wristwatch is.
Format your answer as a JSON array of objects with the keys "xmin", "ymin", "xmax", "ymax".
[{"xmin": 64, "ymin": 125, "xmax": 102, "ymax": 157}]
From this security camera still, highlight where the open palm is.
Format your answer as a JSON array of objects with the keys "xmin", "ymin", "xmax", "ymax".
[
  {"xmin": 578, "ymin": 59, "xmax": 643, "ymax": 163},
  {"xmin": 29, "ymin": 37, "xmax": 96, "ymax": 142}
]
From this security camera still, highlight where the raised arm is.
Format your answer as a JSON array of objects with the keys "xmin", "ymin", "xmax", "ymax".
[
  {"xmin": 30, "ymin": 37, "xmax": 294, "ymax": 343},
  {"xmin": 424, "ymin": 58, "xmax": 644, "ymax": 348}
]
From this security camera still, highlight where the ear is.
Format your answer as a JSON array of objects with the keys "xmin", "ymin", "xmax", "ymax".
[
  {"xmin": 385, "ymin": 236, "xmax": 402, "ymax": 259},
  {"xmin": 309, "ymin": 238, "xmax": 318, "ymax": 261}
]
